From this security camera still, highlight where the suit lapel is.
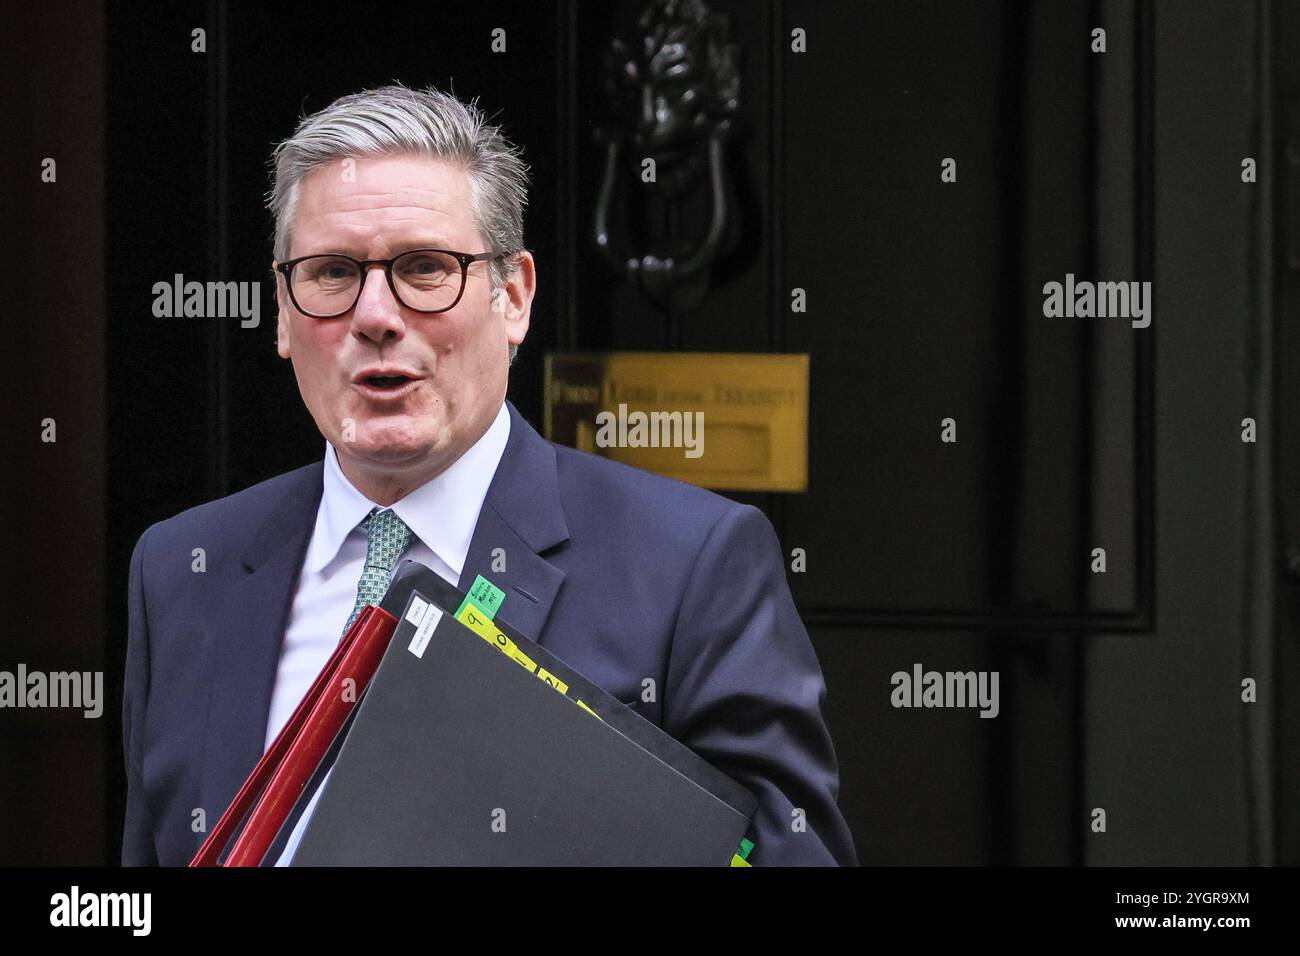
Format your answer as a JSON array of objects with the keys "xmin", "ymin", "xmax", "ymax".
[
  {"xmin": 457, "ymin": 400, "xmax": 570, "ymax": 645},
  {"xmin": 200, "ymin": 464, "xmax": 323, "ymax": 825}
]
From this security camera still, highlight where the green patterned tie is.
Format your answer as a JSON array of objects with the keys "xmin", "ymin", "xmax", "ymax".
[{"xmin": 340, "ymin": 508, "xmax": 413, "ymax": 639}]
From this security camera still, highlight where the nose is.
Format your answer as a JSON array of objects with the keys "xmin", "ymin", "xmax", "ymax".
[{"xmin": 349, "ymin": 264, "xmax": 406, "ymax": 345}]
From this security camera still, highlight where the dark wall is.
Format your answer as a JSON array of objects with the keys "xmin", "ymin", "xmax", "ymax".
[{"xmin": 0, "ymin": 1, "xmax": 106, "ymax": 866}]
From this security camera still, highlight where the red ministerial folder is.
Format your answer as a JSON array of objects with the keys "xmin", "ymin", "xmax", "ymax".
[{"xmin": 189, "ymin": 603, "xmax": 398, "ymax": 867}]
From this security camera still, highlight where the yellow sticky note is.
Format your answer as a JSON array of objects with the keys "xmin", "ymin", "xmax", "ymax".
[
  {"xmin": 459, "ymin": 608, "xmax": 514, "ymax": 654},
  {"xmin": 484, "ymin": 625, "xmax": 511, "ymax": 653},
  {"xmin": 457, "ymin": 606, "xmax": 495, "ymax": 640},
  {"xmin": 459, "ymin": 605, "xmax": 558, "ymax": 687},
  {"xmin": 575, "ymin": 699, "xmax": 604, "ymax": 721},
  {"xmin": 536, "ymin": 669, "xmax": 569, "ymax": 695}
]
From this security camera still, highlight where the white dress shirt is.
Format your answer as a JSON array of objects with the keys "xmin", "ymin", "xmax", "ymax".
[{"xmin": 265, "ymin": 401, "xmax": 511, "ymax": 865}]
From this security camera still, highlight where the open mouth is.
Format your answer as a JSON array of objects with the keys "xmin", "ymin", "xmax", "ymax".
[
  {"xmin": 364, "ymin": 374, "xmax": 413, "ymax": 389},
  {"xmin": 353, "ymin": 372, "xmax": 421, "ymax": 400}
]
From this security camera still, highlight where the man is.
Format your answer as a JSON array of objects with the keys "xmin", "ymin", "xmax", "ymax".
[{"xmin": 121, "ymin": 84, "xmax": 855, "ymax": 866}]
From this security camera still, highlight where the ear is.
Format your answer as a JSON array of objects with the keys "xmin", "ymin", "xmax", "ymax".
[
  {"xmin": 499, "ymin": 250, "xmax": 536, "ymax": 347},
  {"xmin": 273, "ymin": 265, "xmax": 292, "ymax": 359}
]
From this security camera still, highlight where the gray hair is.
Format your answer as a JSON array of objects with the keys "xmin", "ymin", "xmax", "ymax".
[{"xmin": 268, "ymin": 83, "xmax": 530, "ymax": 363}]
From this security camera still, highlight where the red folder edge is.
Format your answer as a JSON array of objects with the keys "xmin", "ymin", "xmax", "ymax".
[{"xmin": 189, "ymin": 604, "xmax": 399, "ymax": 867}]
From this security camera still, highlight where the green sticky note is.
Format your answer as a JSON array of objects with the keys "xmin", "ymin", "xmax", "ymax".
[
  {"xmin": 739, "ymin": 837, "xmax": 754, "ymax": 860},
  {"xmin": 455, "ymin": 574, "xmax": 506, "ymax": 621}
]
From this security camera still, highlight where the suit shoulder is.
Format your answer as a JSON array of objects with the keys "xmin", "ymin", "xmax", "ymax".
[{"xmin": 550, "ymin": 442, "xmax": 751, "ymax": 536}]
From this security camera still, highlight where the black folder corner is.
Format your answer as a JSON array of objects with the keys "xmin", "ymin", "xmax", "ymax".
[{"xmin": 289, "ymin": 560, "xmax": 758, "ymax": 866}]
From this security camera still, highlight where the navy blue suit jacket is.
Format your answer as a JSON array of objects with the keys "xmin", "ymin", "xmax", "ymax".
[{"xmin": 122, "ymin": 400, "xmax": 856, "ymax": 866}]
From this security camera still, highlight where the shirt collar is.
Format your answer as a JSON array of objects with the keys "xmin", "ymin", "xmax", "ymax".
[{"xmin": 306, "ymin": 401, "xmax": 512, "ymax": 577}]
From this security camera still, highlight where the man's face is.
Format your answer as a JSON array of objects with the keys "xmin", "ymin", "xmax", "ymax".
[{"xmin": 274, "ymin": 154, "xmax": 534, "ymax": 490}]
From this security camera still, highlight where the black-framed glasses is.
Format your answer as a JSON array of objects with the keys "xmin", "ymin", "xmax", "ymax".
[{"xmin": 275, "ymin": 249, "xmax": 509, "ymax": 318}]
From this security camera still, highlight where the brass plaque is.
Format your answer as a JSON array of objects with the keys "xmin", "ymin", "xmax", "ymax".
[{"xmin": 544, "ymin": 352, "xmax": 808, "ymax": 492}]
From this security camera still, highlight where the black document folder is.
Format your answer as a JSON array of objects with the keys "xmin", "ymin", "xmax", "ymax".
[{"xmin": 287, "ymin": 560, "xmax": 758, "ymax": 865}]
